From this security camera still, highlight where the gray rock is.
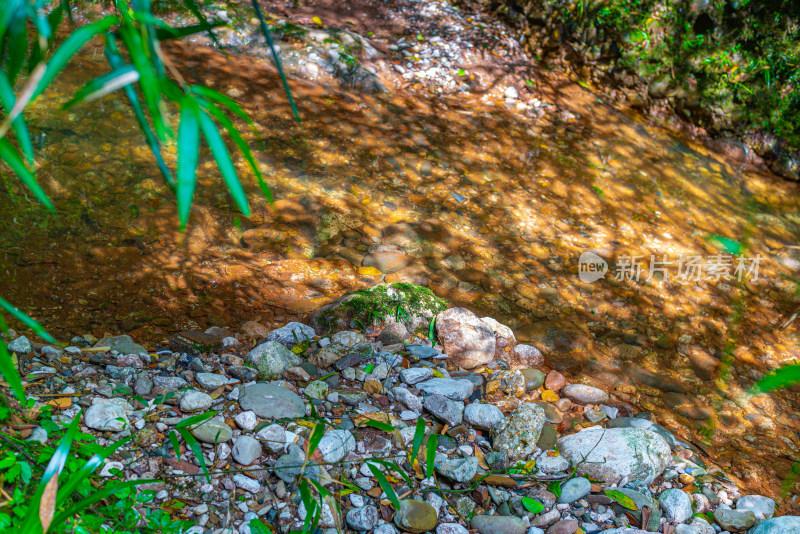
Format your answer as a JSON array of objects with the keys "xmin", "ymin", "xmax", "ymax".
[
  {"xmin": 305, "ymin": 380, "xmax": 329, "ymax": 400},
  {"xmin": 346, "ymin": 505, "xmax": 379, "ymax": 531},
  {"xmin": 471, "ymin": 515, "xmax": 527, "ymax": 534},
  {"xmin": 606, "ymin": 417, "xmax": 677, "ymax": 447},
  {"xmin": 558, "ymin": 477, "xmax": 591, "ymax": 503},
  {"xmin": 736, "ymin": 495, "xmax": 775, "ymax": 521},
  {"xmin": 688, "ymin": 517, "xmax": 716, "ymax": 534},
  {"xmin": 379, "ymin": 323, "xmax": 408, "ymax": 345},
  {"xmin": 298, "ymin": 498, "xmax": 336, "ymax": 527},
  {"xmin": 391, "ymin": 387, "xmax": 423, "ymax": 411},
  {"xmin": 232, "ymin": 473, "xmax": 261, "ymax": 493},
  {"xmin": 84, "ymin": 403, "xmax": 128, "ymax": 432},
  {"xmin": 375, "ymin": 524, "xmax": 399, "ymax": 534},
  {"xmin": 317, "ymin": 429, "xmax": 355, "ymax": 463},
  {"xmin": 659, "ymin": 488, "xmax": 693, "ymax": 523},
  {"xmin": 423, "ymin": 394, "xmax": 463, "ymax": 426},
  {"xmin": 535, "ymin": 453, "xmax": 569, "ymax": 474},
  {"xmin": 234, "ymin": 410, "xmax": 257, "ymax": 432},
  {"xmin": 238, "ymin": 383, "xmax": 305, "ymax": 420},
  {"xmin": 675, "ymin": 525, "xmax": 701, "ymax": 534},
  {"xmin": 7, "ymin": 336, "xmax": 31, "ymax": 354},
  {"xmin": 256, "ymin": 423, "xmax": 287, "ymax": 452},
  {"xmin": 748, "ymin": 516, "xmax": 800, "ymax": 533},
  {"xmin": 273, "ymin": 450, "xmax": 317, "ymax": 483},
  {"xmin": 189, "ymin": 418, "xmax": 232, "ymax": 443},
  {"xmin": 400, "ymin": 367, "xmax": 433, "ymax": 385},
  {"xmin": 331, "ymin": 331, "xmax": 367, "ymax": 347},
  {"xmin": 266, "ymin": 322, "xmax": 315, "ymax": 345},
  {"xmin": 407, "ymin": 345, "xmax": 439, "ymax": 359},
  {"xmin": 134, "ymin": 376, "xmax": 153, "ymax": 396},
  {"xmin": 561, "ymin": 384, "xmax": 609, "ymax": 404},
  {"xmin": 196, "ymin": 373, "xmax": 228, "ymax": 391},
  {"xmin": 232, "ymin": 435, "xmax": 262, "ymax": 465},
  {"xmin": 557, "ymin": 427, "xmax": 671, "ymax": 484},
  {"xmin": 599, "ymin": 530, "xmax": 649, "ymax": 534},
  {"xmin": 713, "ymin": 508, "xmax": 756, "ymax": 531},
  {"xmin": 513, "ymin": 345, "xmax": 544, "ymax": 366},
  {"xmin": 436, "ymin": 307, "xmax": 496, "ymax": 369},
  {"xmin": 435, "ymin": 456, "xmax": 479, "ymax": 483},
  {"xmin": 180, "ymin": 390, "xmax": 213, "ymax": 412},
  {"xmin": 493, "ymin": 403, "xmax": 546, "ymax": 463},
  {"xmin": 437, "ymin": 524, "xmax": 469, "ymax": 534},
  {"xmin": 152, "ymin": 376, "xmax": 188, "ymax": 389},
  {"xmin": 245, "ymin": 341, "xmax": 300, "ymax": 380},
  {"xmin": 394, "ymin": 499, "xmax": 438, "ymax": 533},
  {"xmin": 416, "ymin": 378, "xmax": 474, "ymax": 400},
  {"xmin": 464, "ymin": 403, "xmax": 505, "ymax": 430}
]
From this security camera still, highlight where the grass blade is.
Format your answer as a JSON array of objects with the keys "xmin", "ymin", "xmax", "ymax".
[
  {"xmin": 0, "ymin": 139, "xmax": 53, "ymax": 210},
  {"xmin": 168, "ymin": 430, "xmax": 181, "ymax": 461},
  {"xmin": 176, "ymin": 98, "xmax": 200, "ymax": 228},
  {"xmin": 198, "ymin": 109, "xmax": 251, "ymax": 216},
  {"xmin": 357, "ymin": 419, "xmax": 395, "ymax": 432},
  {"xmin": 0, "ymin": 342, "xmax": 25, "ymax": 403},
  {"xmin": 0, "ymin": 296, "xmax": 56, "ymax": 342},
  {"xmin": 371, "ymin": 459, "xmax": 411, "ymax": 486},
  {"xmin": 178, "ymin": 0, "xmax": 220, "ymax": 45},
  {"xmin": 155, "ymin": 21, "xmax": 226, "ymax": 41},
  {"xmin": 368, "ymin": 463, "xmax": 400, "ymax": 510},
  {"xmin": 56, "ymin": 436, "xmax": 132, "ymax": 505},
  {"xmin": 6, "ymin": 15, "xmax": 28, "ymax": 86},
  {"xmin": 0, "ymin": 70, "xmax": 34, "ymax": 164},
  {"xmin": 190, "ymin": 85, "xmax": 252, "ymax": 124}
]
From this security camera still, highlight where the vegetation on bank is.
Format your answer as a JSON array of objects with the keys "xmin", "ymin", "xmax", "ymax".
[{"xmin": 479, "ymin": 0, "xmax": 800, "ymax": 176}]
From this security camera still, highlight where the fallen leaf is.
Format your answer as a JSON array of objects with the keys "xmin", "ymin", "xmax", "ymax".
[
  {"xmin": 312, "ymin": 16, "xmax": 322, "ymax": 25},
  {"xmin": 39, "ymin": 474, "xmax": 58, "ymax": 532}
]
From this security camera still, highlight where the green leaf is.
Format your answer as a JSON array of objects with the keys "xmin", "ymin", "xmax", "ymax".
[
  {"xmin": 176, "ymin": 98, "xmax": 200, "ymax": 228},
  {"xmin": 750, "ymin": 363, "xmax": 800, "ymax": 393},
  {"xmin": 190, "ymin": 85, "xmax": 253, "ymax": 125},
  {"xmin": 547, "ymin": 480, "xmax": 562, "ymax": 499},
  {"xmin": 0, "ymin": 296, "xmax": 56, "ymax": 342},
  {"xmin": 604, "ymin": 488, "xmax": 638, "ymax": 510},
  {"xmin": 62, "ymin": 65, "xmax": 139, "ymax": 109},
  {"xmin": 176, "ymin": 409, "xmax": 218, "ymax": 429},
  {"xmin": 363, "ymin": 363, "xmax": 375, "ymax": 374},
  {"xmin": 249, "ymin": 519, "xmax": 274, "ymax": 534},
  {"xmin": 425, "ymin": 434, "xmax": 438, "ymax": 479},
  {"xmin": 178, "ymin": 0, "xmax": 221, "ymax": 44},
  {"xmin": 705, "ymin": 234, "xmax": 743, "ymax": 255},
  {"xmin": 32, "ymin": 16, "xmax": 118, "ymax": 101},
  {"xmin": 178, "ymin": 427, "xmax": 211, "ymax": 482},
  {"xmin": 409, "ymin": 418, "xmax": 426, "ymax": 468},
  {"xmin": 357, "ymin": 419, "xmax": 395, "ymax": 432},
  {"xmin": 197, "ymin": 109, "xmax": 251, "ymax": 216},
  {"xmin": 52, "ymin": 479, "xmax": 157, "ymax": 526},
  {"xmin": 155, "ymin": 20, "xmax": 226, "ymax": 41},
  {"xmin": 0, "ymin": 71, "xmax": 34, "ymax": 164},
  {"xmin": 0, "ymin": 343, "xmax": 25, "ymax": 403},
  {"xmin": 306, "ymin": 422, "xmax": 325, "ymax": 458},
  {"xmin": 5, "ymin": 14, "xmax": 28, "ymax": 86},
  {"xmin": 368, "ymin": 463, "xmax": 400, "ymax": 510},
  {"xmin": 56, "ymin": 436, "xmax": 133, "ymax": 506},
  {"xmin": 428, "ymin": 316, "xmax": 437, "ymax": 347},
  {"xmin": 298, "ymin": 479, "xmax": 319, "ymax": 533},
  {"xmin": 168, "ymin": 430, "xmax": 182, "ymax": 460},
  {"xmin": 0, "ymin": 139, "xmax": 53, "ymax": 210},
  {"xmin": 521, "ymin": 496, "xmax": 544, "ymax": 514},
  {"xmin": 457, "ymin": 68, "xmax": 466, "ymax": 76}
]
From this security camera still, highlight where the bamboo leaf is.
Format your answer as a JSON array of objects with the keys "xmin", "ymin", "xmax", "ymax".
[
  {"xmin": 176, "ymin": 409, "xmax": 218, "ymax": 429},
  {"xmin": 178, "ymin": 427, "xmax": 211, "ymax": 481},
  {"xmin": 0, "ymin": 139, "xmax": 53, "ymax": 210},
  {"xmin": 357, "ymin": 418, "xmax": 395, "ymax": 433},
  {"xmin": 178, "ymin": 0, "xmax": 221, "ymax": 44},
  {"xmin": 51, "ymin": 479, "xmax": 157, "ymax": 526},
  {"xmin": 368, "ymin": 463, "xmax": 400, "ymax": 510},
  {"xmin": 176, "ymin": 98, "xmax": 200, "ymax": 228},
  {"xmin": 168, "ymin": 430, "xmax": 181, "ymax": 461},
  {"xmin": 0, "ymin": 296, "xmax": 56, "ymax": 342},
  {"xmin": 62, "ymin": 66, "xmax": 139, "ymax": 109},
  {"xmin": 0, "ymin": 70, "xmax": 34, "ymax": 163},
  {"xmin": 155, "ymin": 21, "xmax": 225, "ymax": 41},
  {"xmin": 0, "ymin": 343, "xmax": 25, "ymax": 403},
  {"xmin": 198, "ymin": 109, "xmax": 251, "ymax": 216},
  {"xmin": 750, "ymin": 363, "xmax": 800, "ymax": 393},
  {"xmin": 191, "ymin": 85, "xmax": 253, "ymax": 124},
  {"xmin": 56, "ymin": 436, "xmax": 132, "ymax": 505},
  {"xmin": 409, "ymin": 417, "xmax": 426, "ymax": 468},
  {"xmin": 371, "ymin": 459, "xmax": 411, "ymax": 486},
  {"xmin": 425, "ymin": 435, "xmax": 438, "ymax": 479},
  {"xmin": 306, "ymin": 422, "xmax": 325, "ymax": 458}
]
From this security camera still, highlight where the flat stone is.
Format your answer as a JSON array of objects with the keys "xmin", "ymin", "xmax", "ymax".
[
  {"xmin": 391, "ymin": 387, "xmax": 423, "ymax": 411},
  {"xmin": 561, "ymin": 384, "xmax": 609, "ymax": 404},
  {"xmin": 232, "ymin": 435, "xmax": 262, "ymax": 465},
  {"xmin": 493, "ymin": 403, "xmax": 546, "ymax": 463},
  {"xmin": 736, "ymin": 495, "xmax": 775, "ymax": 521},
  {"xmin": 394, "ymin": 499, "xmax": 438, "ymax": 533},
  {"xmin": 180, "ymin": 390, "xmax": 213, "ymax": 412},
  {"xmin": 152, "ymin": 376, "xmax": 188, "ymax": 389},
  {"xmin": 558, "ymin": 477, "xmax": 591, "ymax": 503},
  {"xmin": 713, "ymin": 508, "xmax": 756, "ymax": 531},
  {"xmin": 256, "ymin": 423, "xmax": 287, "ymax": 452},
  {"xmin": 407, "ymin": 345, "xmax": 439, "ymax": 359},
  {"xmin": 424, "ymin": 394, "xmax": 464, "ymax": 427},
  {"xmin": 557, "ymin": 427, "xmax": 671, "ymax": 484},
  {"xmin": 436, "ymin": 307, "xmax": 496, "ymax": 369},
  {"xmin": 471, "ymin": 515, "xmax": 527, "ymax": 534},
  {"xmin": 362, "ymin": 250, "xmax": 410, "ymax": 273},
  {"xmin": 464, "ymin": 403, "xmax": 505, "ymax": 430},
  {"xmin": 7, "ymin": 336, "xmax": 31, "ymax": 354},
  {"xmin": 416, "ymin": 378, "xmax": 474, "ymax": 400},
  {"xmin": 748, "ymin": 516, "xmax": 800, "ymax": 533},
  {"xmin": 266, "ymin": 322, "xmax": 315, "ymax": 345},
  {"xmin": 400, "ymin": 367, "xmax": 434, "ymax": 385},
  {"xmin": 189, "ymin": 418, "xmax": 232, "ymax": 444},
  {"xmin": 238, "ymin": 383, "xmax": 305, "ymax": 420},
  {"xmin": 196, "ymin": 373, "xmax": 228, "ymax": 391},
  {"xmin": 232, "ymin": 473, "xmax": 261, "ymax": 493},
  {"xmin": 606, "ymin": 417, "xmax": 677, "ymax": 447}
]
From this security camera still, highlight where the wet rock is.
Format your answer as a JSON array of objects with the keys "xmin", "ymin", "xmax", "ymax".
[
  {"xmin": 558, "ymin": 476, "xmax": 591, "ymax": 503},
  {"xmin": 435, "ymin": 456, "xmax": 479, "ymax": 483},
  {"xmin": 84, "ymin": 403, "xmax": 128, "ymax": 432},
  {"xmin": 545, "ymin": 371, "xmax": 565, "ymax": 391},
  {"xmin": 663, "ymin": 392, "xmax": 712, "ymax": 420},
  {"xmin": 520, "ymin": 369, "xmax": 546, "ymax": 391},
  {"xmin": 713, "ymin": 508, "xmax": 756, "ymax": 531},
  {"xmin": 606, "ymin": 417, "xmax": 677, "ymax": 447},
  {"xmin": 748, "ymin": 516, "xmax": 800, "ymax": 533},
  {"xmin": 471, "ymin": 514, "xmax": 527, "ymax": 534},
  {"xmin": 416, "ymin": 378, "xmax": 473, "ymax": 400},
  {"xmin": 346, "ymin": 505, "xmax": 379, "ymax": 531},
  {"xmin": 464, "ymin": 402, "xmax": 505, "ymax": 430},
  {"xmin": 736, "ymin": 495, "xmax": 775, "ymax": 521},
  {"xmin": 513, "ymin": 344, "xmax": 544, "ymax": 366},
  {"xmin": 523, "ymin": 323, "xmax": 592, "ymax": 372},
  {"xmin": 424, "ymin": 394, "xmax": 464, "ymax": 426},
  {"xmin": 180, "ymin": 390, "xmax": 213, "ymax": 412},
  {"xmin": 238, "ymin": 383, "xmax": 305, "ymax": 420},
  {"xmin": 557, "ymin": 427, "xmax": 671, "ymax": 484},
  {"xmin": 189, "ymin": 418, "xmax": 232, "ymax": 444},
  {"xmin": 232, "ymin": 435, "xmax": 262, "ymax": 465},
  {"xmin": 394, "ymin": 499, "xmax": 438, "ymax": 533},
  {"xmin": 436, "ymin": 307, "xmax": 496, "ymax": 369},
  {"xmin": 362, "ymin": 250, "xmax": 411, "ymax": 274},
  {"xmin": 7, "ymin": 336, "xmax": 31, "ymax": 354},
  {"xmin": 486, "ymin": 370, "xmax": 526, "ymax": 400},
  {"xmin": 266, "ymin": 322, "xmax": 315, "ymax": 345},
  {"xmin": 317, "ymin": 429, "xmax": 355, "ymax": 463},
  {"xmin": 379, "ymin": 322, "xmax": 409, "ymax": 344},
  {"xmin": 493, "ymin": 403, "xmax": 546, "ymax": 462},
  {"xmin": 245, "ymin": 341, "xmax": 300, "ymax": 380},
  {"xmin": 658, "ymin": 488, "xmax": 693, "ymax": 523},
  {"xmin": 561, "ymin": 384, "xmax": 608, "ymax": 404}
]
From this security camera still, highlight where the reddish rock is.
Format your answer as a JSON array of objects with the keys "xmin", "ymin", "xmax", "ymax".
[
  {"xmin": 362, "ymin": 250, "xmax": 411, "ymax": 273},
  {"xmin": 436, "ymin": 307, "xmax": 496, "ymax": 369},
  {"xmin": 545, "ymin": 370, "xmax": 566, "ymax": 392},
  {"xmin": 241, "ymin": 321, "xmax": 269, "ymax": 338}
]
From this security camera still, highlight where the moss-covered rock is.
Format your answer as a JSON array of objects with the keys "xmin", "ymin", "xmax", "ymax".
[{"xmin": 308, "ymin": 283, "xmax": 448, "ymax": 334}]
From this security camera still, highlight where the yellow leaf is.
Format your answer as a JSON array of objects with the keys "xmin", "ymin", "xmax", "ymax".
[
  {"xmin": 40, "ymin": 474, "xmax": 58, "ymax": 532},
  {"xmin": 312, "ymin": 16, "xmax": 322, "ymax": 25}
]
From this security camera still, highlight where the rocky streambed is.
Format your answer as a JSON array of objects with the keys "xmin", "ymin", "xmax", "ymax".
[{"xmin": 5, "ymin": 283, "xmax": 798, "ymax": 533}]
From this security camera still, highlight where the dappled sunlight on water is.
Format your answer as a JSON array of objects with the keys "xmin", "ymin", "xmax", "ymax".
[{"xmin": 4, "ymin": 38, "xmax": 800, "ymax": 502}]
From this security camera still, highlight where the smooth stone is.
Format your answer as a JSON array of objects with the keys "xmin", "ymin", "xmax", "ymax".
[
  {"xmin": 748, "ymin": 516, "xmax": 800, "ymax": 533},
  {"xmin": 346, "ymin": 505, "xmax": 379, "ymax": 531},
  {"xmin": 736, "ymin": 495, "xmax": 775, "ymax": 521},
  {"xmin": 196, "ymin": 373, "xmax": 228, "ymax": 391},
  {"xmin": 238, "ymin": 383, "xmax": 305, "ymax": 420},
  {"xmin": 557, "ymin": 427, "xmax": 671, "ymax": 484},
  {"xmin": 561, "ymin": 384, "xmax": 609, "ymax": 404},
  {"xmin": 234, "ymin": 410, "xmax": 257, "ymax": 431},
  {"xmin": 558, "ymin": 477, "xmax": 591, "ymax": 503},
  {"xmin": 231, "ymin": 435, "xmax": 262, "ymax": 465},
  {"xmin": 464, "ymin": 403, "xmax": 505, "ymax": 430},
  {"xmin": 273, "ymin": 451, "xmax": 317, "ymax": 483},
  {"xmin": 180, "ymin": 390, "xmax": 213, "ymax": 412},
  {"xmin": 435, "ymin": 456, "xmax": 479, "ymax": 483},
  {"xmin": 658, "ymin": 488, "xmax": 693, "ymax": 523},
  {"xmin": 424, "ymin": 394, "xmax": 464, "ymax": 426},
  {"xmin": 317, "ymin": 429, "xmax": 355, "ymax": 463},
  {"xmin": 471, "ymin": 515, "xmax": 527, "ymax": 534},
  {"xmin": 189, "ymin": 418, "xmax": 232, "ymax": 444},
  {"xmin": 436, "ymin": 307, "xmax": 496, "ymax": 369},
  {"xmin": 245, "ymin": 341, "xmax": 300, "ymax": 380},
  {"xmin": 493, "ymin": 403, "xmax": 546, "ymax": 462},
  {"xmin": 520, "ymin": 368, "xmax": 546, "ymax": 391},
  {"xmin": 400, "ymin": 367, "xmax": 434, "ymax": 385},
  {"xmin": 84, "ymin": 403, "xmax": 128, "ymax": 432},
  {"xmin": 407, "ymin": 345, "xmax": 439, "ymax": 359},
  {"xmin": 362, "ymin": 250, "xmax": 410, "ymax": 274},
  {"xmin": 379, "ymin": 323, "xmax": 409, "ymax": 345},
  {"xmin": 416, "ymin": 378, "xmax": 474, "ymax": 400},
  {"xmin": 606, "ymin": 417, "xmax": 677, "ymax": 447},
  {"xmin": 152, "ymin": 376, "xmax": 188, "ymax": 389},
  {"xmin": 394, "ymin": 499, "xmax": 438, "ymax": 533},
  {"xmin": 513, "ymin": 344, "xmax": 544, "ymax": 366},
  {"xmin": 266, "ymin": 322, "xmax": 315, "ymax": 345},
  {"xmin": 298, "ymin": 498, "xmax": 336, "ymax": 527},
  {"xmin": 437, "ymin": 524, "xmax": 469, "ymax": 534},
  {"xmin": 546, "ymin": 519, "xmax": 578, "ymax": 534},
  {"xmin": 713, "ymin": 508, "xmax": 756, "ymax": 531},
  {"xmin": 232, "ymin": 473, "xmax": 261, "ymax": 493}
]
